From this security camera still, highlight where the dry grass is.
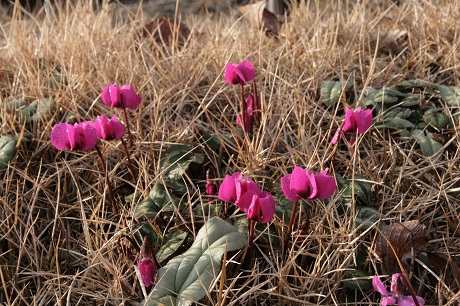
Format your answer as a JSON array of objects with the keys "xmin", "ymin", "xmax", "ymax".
[{"xmin": 0, "ymin": 0, "xmax": 459, "ymax": 305}]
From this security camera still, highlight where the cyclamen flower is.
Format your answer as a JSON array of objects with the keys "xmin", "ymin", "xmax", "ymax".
[
  {"xmin": 281, "ymin": 166, "xmax": 336, "ymax": 201},
  {"xmin": 373, "ymin": 274, "xmax": 425, "ymax": 306},
  {"xmin": 332, "ymin": 107, "xmax": 373, "ymax": 144},
  {"xmin": 218, "ymin": 172, "xmax": 259, "ymax": 205},
  {"xmin": 238, "ymin": 189, "xmax": 275, "ymax": 223},
  {"xmin": 92, "ymin": 115, "xmax": 125, "ymax": 141},
  {"xmin": 138, "ymin": 237, "xmax": 158, "ymax": 288},
  {"xmin": 102, "ymin": 84, "xmax": 142, "ymax": 109},
  {"xmin": 224, "ymin": 60, "xmax": 255, "ymax": 85},
  {"xmin": 51, "ymin": 122, "xmax": 98, "ymax": 151},
  {"xmin": 218, "ymin": 172, "xmax": 275, "ymax": 223}
]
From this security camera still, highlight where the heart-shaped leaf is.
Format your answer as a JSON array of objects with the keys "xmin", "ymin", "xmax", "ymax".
[
  {"xmin": 337, "ymin": 175, "xmax": 373, "ymax": 207},
  {"xmin": 6, "ymin": 98, "xmax": 55, "ymax": 123},
  {"xmin": 135, "ymin": 184, "xmax": 181, "ymax": 219},
  {"xmin": 400, "ymin": 94, "xmax": 422, "ymax": 107},
  {"xmin": 342, "ymin": 268, "xmax": 372, "ymax": 290},
  {"xmin": 160, "ymin": 144, "xmax": 204, "ymax": 194},
  {"xmin": 143, "ymin": 217, "xmax": 247, "ymax": 306},
  {"xmin": 373, "ymin": 87, "xmax": 405, "ymax": 104},
  {"xmin": 356, "ymin": 206, "xmax": 385, "ymax": 231},
  {"xmin": 438, "ymin": 85, "xmax": 460, "ymax": 108},
  {"xmin": 0, "ymin": 135, "xmax": 17, "ymax": 172},
  {"xmin": 156, "ymin": 230, "xmax": 188, "ymax": 264},
  {"xmin": 396, "ymin": 79, "xmax": 431, "ymax": 90},
  {"xmin": 319, "ymin": 80, "xmax": 352, "ymax": 108},
  {"xmin": 411, "ymin": 129, "xmax": 443, "ymax": 158},
  {"xmin": 423, "ymin": 109, "xmax": 450, "ymax": 130}
]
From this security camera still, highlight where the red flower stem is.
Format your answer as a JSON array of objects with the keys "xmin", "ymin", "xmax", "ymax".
[
  {"xmin": 248, "ymin": 219, "xmax": 254, "ymax": 249},
  {"xmin": 400, "ymin": 273, "xmax": 421, "ymax": 306},
  {"xmin": 283, "ymin": 200, "xmax": 299, "ymax": 257},
  {"xmin": 121, "ymin": 138, "xmax": 139, "ymax": 187},
  {"xmin": 122, "ymin": 107, "xmax": 134, "ymax": 149},
  {"xmin": 252, "ymin": 81, "xmax": 260, "ymax": 124},
  {"xmin": 95, "ymin": 145, "xmax": 118, "ymax": 215},
  {"xmin": 330, "ymin": 121, "xmax": 344, "ymax": 169},
  {"xmin": 240, "ymin": 84, "xmax": 246, "ymax": 134}
]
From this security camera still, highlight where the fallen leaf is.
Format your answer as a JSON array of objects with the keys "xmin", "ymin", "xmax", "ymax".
[
  {"xmin": 237, "ymin": 0, "xmax": 282, "ymax": 36},
  {"xmin": 375, "ymin": 220, "xmax": 427, "ymax": 274},
  {"xmin": 141, "ymin": 18, "xmax": 191, "ymax": 48}
]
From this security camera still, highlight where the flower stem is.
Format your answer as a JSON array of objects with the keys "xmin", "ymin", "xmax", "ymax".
[
  {"xmin": 248, "ymin": 219, "xmax": 254, "ymax": 249},
  {"xmin": 283, "ymin": 200, "xmax": 299, "ymax": 257},
  {"xmin": 240, "ymin": 84, "xmax": 246, "ymax": 134},
  {"xmin": 122, "ymin": 107, "xmax": 134, "ymax": 149},
  {"xmin": 95, "ymin": 145, "xmax": 118, "ymax": 215},
  {"xmin": 121, "ymin": 138, "xmax": 139, "ymax": 187}
]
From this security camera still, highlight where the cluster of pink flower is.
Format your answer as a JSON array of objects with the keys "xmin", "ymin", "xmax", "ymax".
[
  {"xmin": 224, "ymin": 60, "xmax": 260, "ymax": 134},
  {"xmin": 50, "ymin": 84, "xmax": 141, "ymax": 151},
  {"xmin": 373, "ymin": 274, "xmax": 425, "ymax": 306}
]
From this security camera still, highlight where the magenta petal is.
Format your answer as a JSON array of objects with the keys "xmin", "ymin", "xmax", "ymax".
[
  {"xmin": 354, "ymin": 108, "xmax": 373, "ymax": 134},
  {"xmin": 289, "ymin": 166, "xmax": 310, "ymax": 199},
  {"xmin": 381, "ymin": 296, "xmax": 397, "ymax": 306},
  {"xmin": 281, "ymin": 174, "xmax": 301, "ymax": 201},
  {"xmin": 331, "ymin": 128, "xmax": 342, "ymax": 144},
  {"xmin": 342, "ymin": 107, "xmax": 357, "ymax": 133},
  {"xmin": 76, "ymin": 122, "xmax": 98, "ymax": 151},
  {"xmin": 314, "ymin": 168, "xmax": 336, "ymax": 199},
  {"xmin": 218, "ymin": 173, "xmax": 242, "ymax": 202},
  {"xmin": 120, "ymin": 85, "xmax": 142, "ymax": 109},
  {"xmin": 110, "ymin": 115, "xmax": 125, "ymax": 140},
  {"xmin": 234, "ymin": 60, "xmax": 255, "ymax": 85},
  {"xmin": 373, "ymin": 276, "xmax": 390, "ymax": 296},
  {"xmin": 238, "ymin": 189, "xmax": 257, "ymax": 214},
  {"xmin": 305, "ymin": 170, "xmax": 318, "ymax": 199},
  {"xmin": 224, "ymin": 63, "xmax": 239, "ymax": 85},
  {"xmin": 51, "ymin": 123, "xmax": 73, "ymax": 150},
  {"xmin": 258, "ymin": 192, "xmax": 275, "ymax": 223},
  {"xmin": 138, "ymin": 258, "xmax": 157, "ymax": 287},
  {"xmin": 397, "ymin": 296, "xmax": 425, "ymax": 306},
  {"xmin": 236, "ymin": 179, "xmax": 260, "ymax": 205},
  {"xmin": 102, "ymin": 84, "xmax": 122, "ymax": 107}
]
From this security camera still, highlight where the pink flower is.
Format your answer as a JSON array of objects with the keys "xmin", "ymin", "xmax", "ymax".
[
  {"xmin": 138, "ymin": 237, "xmax": 157, "ymax": 288},
  {"xmin": 101, "ymin": 84, "xmax": 142, "ymax": 109},
  {"xmin": 373, "ymin": 274, "xmax": 425, "ymax": 306},
  {"xmin": 51, "ymin": 122, "xmax": 98, "ymax": 151},
  {"xmin": 238, "ymin": 189, "xmax": 275, "ymax": 223},
  {"xmin": 93, "ymin": 115, "xmax": 125, "ymax": 141},
  {"xmin": 224, "ymin": 60, "xmax": 255, "ymax": 85},
  {"xmin": 237, "ymin": 95, "xmax": 255, "ymax": 133},
  {"xmin": 332, "ymin": 107, "xmax": 373, "ymax": 144},
  {"xmin": 281, "ymin": 166, "xmax": 336, "ymax": 201},
  {"xmin": 218, "ymin": 172, "xmax": 260, "ymax": 205}
]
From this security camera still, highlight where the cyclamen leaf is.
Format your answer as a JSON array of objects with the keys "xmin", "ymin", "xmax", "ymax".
[
  {"xmin": 143, "ymin": 217, "xmax": 247, "ymax": 306},
  {"xmin": 356, "ymin": 206, "xmax": 385, "ymax": 231},
  {"xmin": 373, "ymin": 87, "xmax": 405, "ymax": 104},
  {"xmin": 156, "ymin": 231, "xmax": 188, "ymax": 264},
  {"xmin": 423, "ymin": 109, "xmax": 450, "ymax": 130},
  {"xmin": 438, "ymin": 85, "xmax": 460, "ymax": 108},
  {"xmin": 411, "ymin": 129, "xmax": 443, "ymax": 158},
  {"xmin": 342, "ymin": 268, "xmax": 372, "ymax": 290},
  {"xmin": 396, "ymin": 79, "xmax": 431, "ymax": 89},
  {"xmin": 160, "ymin": 144, "xmax": 204, "ymax": 194},
  {"xmin": 319, "ymin": 80, "xmax": 352, "ymax": 108},
  {"xmin": 5, "ymin": 98, "xmax": 55, "ymax": 123},
  {"xmin": 0, "ymin": 135, "xmax": 17, "ymax": 172},
  {"xmin": 134, "ymin": 184, "xmax": 181, "ymax": 219}
]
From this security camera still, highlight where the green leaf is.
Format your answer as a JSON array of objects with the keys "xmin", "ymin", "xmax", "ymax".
[
  {"xmin": 383, "ymin": 117, "xmax": 415, "ymax": 129},
  {"xmin": 373, "ymin": 87, "xmax": 405, "ymax": 104},
  {"xmin": 143, "ymin": 217, "xmax": 247, "ymax": 306},
  {"xmin": 438, "ymin": 85, "xmax": 460, "ymax": 108},
  {"xmin": 160, "ymin": 144, "xmax": 204, "ymax": 194},
  {"xmin": 0, "ymin": 135, "xmax": 17, "ymax": 172},
  {"xmin": 319, "ymin": 80, "xmax": 352, "ymax": 108},
  {"xmin": 400, "ymin": 94, "xmax": 422, "ymax": 107},
  {"xmin": 411, "ymin": 129, "xmax": 443, "ymax": 158},
  {"xmin": 396, "ymin": 79, "xmax": 431, "ymax": 89},
  {"xmin": 342, "ymin": 269, "xmax": 372, "ymax": 290},
  {"xmin": 423, "ymin": 109, "xmax": 450, "ymax": 130},
  {"xmin": 337, "ymin": 175, "xmax": 373, "ymax": 207},
  {"xmin": 156, "ymin": 231, "xmax": 188, "ymax": 263},
  {"xmin": 202, "ymin": 131, "xmax": 222, "ymax": 151},
  {"xmin": 5, "ymin": 98, "xmax": 55, "ymax": 123},
  {"xmin": 133, "ymin": 223, "xmax": 158, "ymax": 247},
  {"xmin": 356, "ymin": 206, "xmax": 385, "ymax": 231},
  {"xmin": 385, "ymin": 107, "xmax": 411, "ymax": 120},
  {"xmin": 135, "ymin": 184, "xmax": 181, "ymax": 219},
  {"xmin": 275, "ymin": 196, "xmax": 294, "ymax": 223}
]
